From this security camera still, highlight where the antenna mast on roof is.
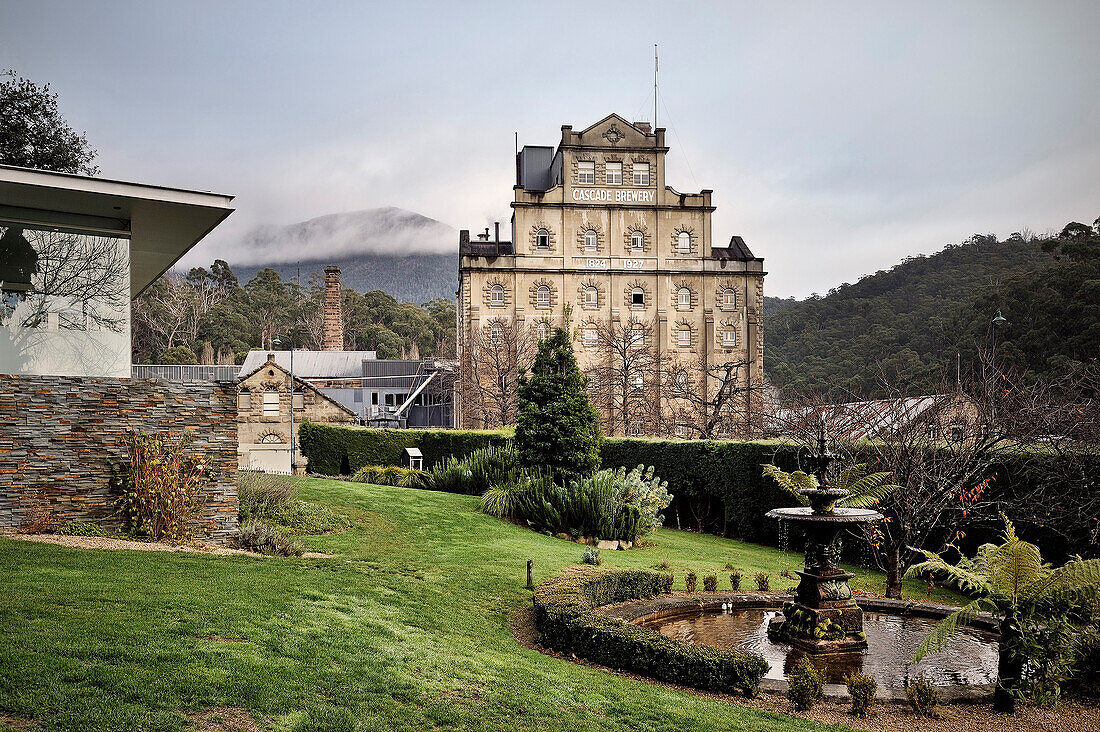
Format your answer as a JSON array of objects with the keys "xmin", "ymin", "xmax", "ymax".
[{"xmin": 653, "ymin": 44, "xmax": 659, "ymax": 129}]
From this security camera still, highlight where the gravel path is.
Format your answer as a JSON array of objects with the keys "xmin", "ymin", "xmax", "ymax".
[{"xmin": 2, "ymin": 531, "xmax": 331, "ymax": 558}]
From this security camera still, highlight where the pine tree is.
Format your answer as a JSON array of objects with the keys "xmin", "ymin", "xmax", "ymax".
[{"xmin": 515, "ymin": 326, "xmax": 601, "ymax": 484}]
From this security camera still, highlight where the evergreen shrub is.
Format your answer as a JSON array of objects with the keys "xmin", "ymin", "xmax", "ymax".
[
  {"xmin": 786, "ymin": 656, "xmax": 825, "ymax": 711},
  {"xmin": 845, "ymin": 672, "xmax": 877, "ymax": 717},
  {"xmin": 703, "ymin": 574, "xmax": 717, "ymax": 592},
  {"xmin": 532, "ymin": 568, "xmax": 768, "ymax": 697}
]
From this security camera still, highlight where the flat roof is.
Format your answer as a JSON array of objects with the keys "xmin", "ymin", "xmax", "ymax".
[{"xmin": 0, "ymin": 164, "xmax": 235, "ymax": 295}]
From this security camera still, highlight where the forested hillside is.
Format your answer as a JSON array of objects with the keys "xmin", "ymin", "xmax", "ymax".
[{"xmin": 764, "ymin": 220, "xmax": 1100, "ymax": 397}]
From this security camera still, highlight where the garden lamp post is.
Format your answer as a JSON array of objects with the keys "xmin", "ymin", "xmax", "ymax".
[
  {"xmin": 272, "ymin": 334, "xmax": 296, "ymax": 474},
  {"xmin": 989, "ymin": 310, "xmax": 1007, "ymax": 429}
]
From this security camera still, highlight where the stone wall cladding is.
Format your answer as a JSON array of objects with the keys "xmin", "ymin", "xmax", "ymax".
[{"xmin": 0, "ymin": 375, "xmax": 239, "ymax": 544}]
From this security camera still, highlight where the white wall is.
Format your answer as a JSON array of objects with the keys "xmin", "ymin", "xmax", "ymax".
[{"xmin": 0, "ymin": 226, "xmax": 131, "ymax": 377}]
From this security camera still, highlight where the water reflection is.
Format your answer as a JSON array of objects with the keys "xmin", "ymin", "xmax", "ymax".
[{"xmin": 640, "ymin": 608, "xmax": 998, "ymax": 687}]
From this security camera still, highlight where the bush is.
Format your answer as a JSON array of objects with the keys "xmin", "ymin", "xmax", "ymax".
[
  {"xmin": 464, "ymin": 443, "xmax": 523, "ymax": 491},
  {"xmin": 685, "ymin": 571, "xmax": 698, "ymax": 593},
  {"xmin": 297, "ymin": 422, "xmax": 508, "ymax": 476},
  {"xmin": 236, "ymin": 519, "xmax": 302, "ymax": 556},
  {"xmin": 532, "ymin": 568, "xmax": 768, "ymax": 697},
  {"xmin": 730, "ymin": 570, "xmax": 743, "ymax": 591},
  {"xmin": 113, "ymin": 430, "xmax": 211, "ymax": 541},
  {"xmin": 786, "ymin": 656, "xmax": 825, "ymax": 711},
  {"xmin": 905, "ymin": 678, "xmax": 940, "ymax": 718},
  {"xmin": 754, "ymin": 572, "xmax": 771, "ymax": 591},
  {"xmin": 1068, "ymin": 626, "xmax": 1100, "ymax": 698},
  {"xmin": 846, "ymin": 672, "xmax": 877, "ymax": 717},
  {"xmin": 660, "ymin": 573, "xmax": 674, "ymax": 594},
  {"xmin": 581, "ymin": 548, "xmax": 602, "ymax": 566},
  {"xmin": 58, "ymin": 521, "xmax": 110, "ymax": 538},
  {"xmin": 703, "ymin": 574, "xmax": 717, "ymax": 592},
  {"xmin": 272, "ymin": 501, "xmax": 349, "ymax": 534},
  {"xmin": 238, "ymin": 471, "xmax": 295, "ymax": 523}
]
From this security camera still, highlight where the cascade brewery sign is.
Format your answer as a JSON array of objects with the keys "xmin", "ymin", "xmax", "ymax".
[{"xmin": 572, "ymin": 188, "xmax": 656, "ymax": 203}]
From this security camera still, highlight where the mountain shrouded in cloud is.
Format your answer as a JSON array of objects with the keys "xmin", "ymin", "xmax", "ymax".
[{"xmin": 228, "ymin": 207, "xmax": 457, "ymax": 266}]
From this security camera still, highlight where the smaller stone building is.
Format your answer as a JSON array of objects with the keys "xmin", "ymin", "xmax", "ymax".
[{"xmin": 237, "ymin": 353, "xmax": 357, "ymax": 473}]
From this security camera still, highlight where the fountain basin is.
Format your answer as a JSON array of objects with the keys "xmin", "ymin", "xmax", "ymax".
[{"xmin": 765, "ymin": 506, "xmax": 884, "ymax": 523}]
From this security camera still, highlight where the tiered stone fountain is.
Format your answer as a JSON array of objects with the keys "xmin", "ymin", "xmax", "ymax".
[{"xmin": 766, "ymin": 438, "xmax": 883, "ymax": 653}]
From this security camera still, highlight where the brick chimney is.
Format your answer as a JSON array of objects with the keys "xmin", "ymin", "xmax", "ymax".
[{"xmin": 322, "ymin": 265, "xmax": 343, "ymax": 351}]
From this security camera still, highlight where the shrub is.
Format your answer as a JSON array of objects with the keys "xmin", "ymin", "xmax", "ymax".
[
  {"xmin": 463, "ymin": 443, "xmax": 522, "ymax": 492},
  {"xmin": 660, "ymin": 573, "xmax": 674, "ymax": 594},
  {"xmin": 352, "ymin": 465, "xmax": 432, "ymax": 490},
  {"xmin": 515, "ymin": 327, "xmax": 602, "ymax": 485},
  {"xmin": 236, "ymin": 520, "xmax": 302, "ymax": 556},
  {"xmin": 905, "ymin": 678, "xmax": 940, "ymax": 718},
  {"xmin": 428, "ymin": 456, "xmax": 472, "ymax": 494},
  {"xmin": 786, "ymin": 656, "xmax": 825, "ymax": 711},
  {"xmin": 581, "ymin": 548, "xmax": 601, "ymax": 566},
  {"xmin": 272, "ymin": 501, "xmax": 349, "ymax": 534},
  {"xmin": 114, "ymin": 430, "xmax": 211, "ymax": 541},
  {"xmin": 657, "ymin": 559, "xmax": 671, "ymax": 570},
  {"xmin": 481, "ymin": 481, "xmax": 525, "ymax": 519},
  {"xmin": 58, "ymin": 521, "xmax": 110, "ymax": 538},
  {"xmin": 703, "ymin": 574, "xmax": 718, "ymax": 592},
  {"xmin": 238, "ymin": 470, "xmax": 295, "ymax": 523},
  {"xmin": 845, "ymin": 672, "xmax": 877, "ymax": 717},
  {"xmin": 1068, "ymin": 626, "xmax": 1100, "ymax": 698},
  {"xmin": 730, "ymin": 569, "xmax": 743, "ymax": 591},
  {"xmin": 685, "ymin": 571, "xmax": 698, "ymax": 593},
  {"xmin": 16, "ymin": 490, "xmax": 59, "ymax": 534},
  {"xmin": 754, "ymin": 572, "xmax": 771, "ymax": 592},
  {"xmin": 532, "ymin": 568, "xmax": 768, "ymax": 697}
]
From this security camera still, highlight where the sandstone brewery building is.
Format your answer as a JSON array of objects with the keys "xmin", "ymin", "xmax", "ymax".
[{"xmin": 457, "ymin": 114, "xmax": 766, "ymax": 437}]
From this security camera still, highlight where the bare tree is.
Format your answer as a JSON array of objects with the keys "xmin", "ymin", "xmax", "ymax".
[
  {"xmin": 663, "ymin": 353, "xmax": 768, "ymax": 439},
  {"xmin": 456, "ymin": 317, "xmax": 537, "ymax": 428},
  {"xmin": 586, "ymin": 316, "xmax": 661, "ymax": 436}
]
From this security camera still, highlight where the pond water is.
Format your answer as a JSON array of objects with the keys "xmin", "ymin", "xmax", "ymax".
[{"xmin": 639, "ymin": 608, "xmax": 998, "ymax": 687}]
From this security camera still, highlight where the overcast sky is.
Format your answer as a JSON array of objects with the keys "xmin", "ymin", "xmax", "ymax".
[{"xmin": 4, "ymin": 1, "xmax": 1098, "ymax": 297}]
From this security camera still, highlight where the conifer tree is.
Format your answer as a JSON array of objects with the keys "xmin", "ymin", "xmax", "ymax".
[{"xmin": 515, "ymin": 325, "xmax": 601, "ymax": 484}]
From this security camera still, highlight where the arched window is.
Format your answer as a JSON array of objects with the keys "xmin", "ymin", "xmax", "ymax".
[
  {"xmin": 489, "ymin": 284, "xmax": 504, "ymax": 307},
  {"xmin": 536, "ymin": 285, "xmax": 551, "ymax": 308},
  {"xmin": 583, "ymin": 327, "xmax": 597, "ymax": 347},
  {"xmin": 631, "ymin": 373, "xmax": 644, "ymax": 390},
  {"xmin": 535, "ymin": 228, "xmax": 550, "ymax": 250},
  {"xmin": 677, "ymin": 327, "xmax": 692, "ymax": 348},
  {"xmin": 677, "ymin": 231, "xmax": 691, "ymax": 254},
  {"xmin": 630, "ymin": 324, "xmax": 646, "ymax": 346},
  {"xmin": 677, "ymin": 287, "xmax": 692, "ymax": 310},
  {"xmin": 674, "ymin": 371, "xmax": 689, "ymax": 391},
  {"xmin": 537, "ymin": 322, "xmax": 550, "ymax": 340},
  {"xmin": 490, "ymin": 322, "xmax": 504, "ymax": 347},
  {"xmin": 237, "ymin": 388, "xmax": 251, "ymax": 411},
  {"xmin": 721, "ymin": 289, "xmax": 737, "ymax": 309},
  {"xmin": 723, "ymin": 328, "xmax": 738, "ymax": 347},
  {"xmin": 630, "ymin": 231, "xmax": 644, "ymax": 252},
  {"xmin": 584, "ymin": 229, "xmax": 598, "ymax": 252},
  {"xmin": 583, "ymin": 286, "xmax": 598, "ymax": 308},
  {"xmin": 631, "ymin": 287, "xmax": 645, "ymax": 309},
  {"xmin": 259, "ymin": 433, "xmax": 284, "ymax": 444}
]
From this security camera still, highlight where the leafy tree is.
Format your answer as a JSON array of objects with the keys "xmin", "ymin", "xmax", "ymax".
[
  {"xmin": 0, "ymin": 71, "xmax": 98, "ymax": 174},
  {"xmin": 515, "ymin": 326, "xmax": 602, "ymax": 485},
  {"xmin": 907, "ymin": 517, "xmax": 1100, "ymax": 713},
  {"xmin": 155, "ymin": 346, "xmax": 198, "ymax": 365}
]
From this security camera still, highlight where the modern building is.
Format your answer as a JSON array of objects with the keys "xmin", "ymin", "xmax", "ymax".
[
  {"xmin": 456, "ymin": 114, "xmax": 766, "ymax": 436},
  {"xmin": 0, "ymin": 164, "xmax": 239, "ymax": 541}
]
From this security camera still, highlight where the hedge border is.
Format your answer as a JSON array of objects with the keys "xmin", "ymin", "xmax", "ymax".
[{"xmin": 532, "ymin": 567, "xmax": 769, "ymax": 696}]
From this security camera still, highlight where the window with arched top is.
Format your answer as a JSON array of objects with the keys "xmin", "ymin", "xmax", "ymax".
[
  {"xmin": 583, "ymin": 286, "xmax": 598, "ymax": 308},
  {"xmin": 237, "ymin": 388, "xmax": 251, "ymax": 411},
  {"xmin": 584, "ymin": 229, "xmax": 597, "ymax": 252},
  {"xmin": 630, "ymin": 324, "xmax": 646, "ymax": 346},
  {"xmin": 536, "ymin": 285, "xmax": 551, "ymax": 308},
  {"xmin": 721, "ymin": 289, "xmax": 737, "ymax": 309},
  {"xmin": 677, "ymin": 327, "xmax": 692, "ymax": 348},
  {"xmin": 583, "ymin": 327, "xmax": 597, "ymax": 347},
  {"xmin": 631, "ymin": 287, "xmax": 645, "ymax": 309},
  {"xmin": 535, "ymin": 228, "xmax": 550, "ymax": 250},
  {"xmin": 259, "ymin": 433, "xmax": 284, "ymax": 444},
  {"xmin": 489, "ymin": 284, "xmax": 504, "ymax": 307},
  {"xmin": 490, "ymin": 323, "xmax": 504, "ymax": 347},
  {"xmin": 677, "ymin": 287, "xmax": 692, "ymax": 310},
  {"xmin": 677, "ymin": 231, "xmax": 691, "ymax": 254},
  {"xmin": 537, "ymin": 322, "xmax": 550, "ymax": 340},
  {"xmin": 630, "ymin": 232, "xmax": 644, "ymax": 252},
  {"xmin": 723, "ymin": 328, "xmax": 738, "ymax": 347}
]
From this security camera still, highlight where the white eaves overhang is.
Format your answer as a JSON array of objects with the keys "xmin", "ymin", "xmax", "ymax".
[{"xmin": 0, "ymin": 164, "xmax": 235, "ymax": 296}]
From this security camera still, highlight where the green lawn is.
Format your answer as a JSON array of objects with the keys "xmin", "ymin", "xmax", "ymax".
[{"xmin": 0, "ymin": 477, "xmax": 954, "ymax": 732}]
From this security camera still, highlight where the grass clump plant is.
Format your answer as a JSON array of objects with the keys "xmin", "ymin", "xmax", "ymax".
[
  {"xmin": 351, "ymin": 465, "xmax": 432, "ymax": 490},
  {"xmin": 786, "ymin": 656, "xmax": 825, "ymax": 711},
  {"xmin": 845, "ymin": 672, "xmax": 877, "ymax": 717},
  {"xmin": 905, "ymin": 678, "xmax": 940, "ymax": 718},
  {"xmin": 238, "ymin": 471, "xmax": 347, "ymax": 543},
  {"xmin": 236, "ymin": 519, "xmax": 303, "ymax": 557}
]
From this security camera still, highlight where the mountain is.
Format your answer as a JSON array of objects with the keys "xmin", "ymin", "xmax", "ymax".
[
  {"xmin": 229, "ymin": 208, "xmax": 459, "ymax": 304},
  {"xmin": 763, "ymin": 233, "xmax": 1064, "ymax": 397}
]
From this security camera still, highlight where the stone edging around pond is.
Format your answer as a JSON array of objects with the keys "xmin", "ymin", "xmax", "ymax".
[{"xmin": 598, "ymin": 592, "xmax": 998, "ymax": 703}]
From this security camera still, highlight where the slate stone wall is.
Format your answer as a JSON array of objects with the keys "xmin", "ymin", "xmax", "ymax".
[{"xmin": 0, "ymin": 375, "xmax": 238, "ymax": 544}]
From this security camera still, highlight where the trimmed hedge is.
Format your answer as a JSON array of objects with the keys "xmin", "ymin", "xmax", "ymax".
[
  {"xmin": 532, "ymin": 568, "xmax": 769, "ymax": 696},
  {"xmin": 298, "ymin": 422, "xmax": 509, "ymax": 475}
]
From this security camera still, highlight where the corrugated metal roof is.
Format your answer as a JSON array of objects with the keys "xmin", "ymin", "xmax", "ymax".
[
  {"xmin": 238, "ymin": 350, "xmax": 379, "ymax": 379},
  {"xmin": 773, "ymin": 395, "xmax": 950, "ymax": 440}
]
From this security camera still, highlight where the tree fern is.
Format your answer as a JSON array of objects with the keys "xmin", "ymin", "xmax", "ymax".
[{"xmin": 910, "ymin": 598, "xmax": 991, "ymax": 662}]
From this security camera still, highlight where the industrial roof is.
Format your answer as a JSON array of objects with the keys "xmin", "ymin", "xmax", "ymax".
[
  {"xmin": 0, "ymin": 164, "xmax": 234, "ymax": 296},
  {"xmin": 238, "ymin": 350, "xmax": 380, "ymax": 380}
]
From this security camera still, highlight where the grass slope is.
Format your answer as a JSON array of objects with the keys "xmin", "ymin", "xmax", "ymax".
[{"xmin": 0, "ymin": 478, "xmax": 952, "ymax": 731}]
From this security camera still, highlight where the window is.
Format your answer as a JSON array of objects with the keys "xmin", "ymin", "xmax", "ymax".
[
  {"xmin": 490, "ymin": 322, "xmax": 504, "ymax": 347},
  {"xmin": 535, "ymin": 228, "xmax": 550, "ymax": 250},
  {"xmin": 723, "ymin": 328, "xmax": 738, "ymax": 347},
  {"xmin": 583, "ymin": 286, "xmax": 598, "ymax": 308},
  {"xmin": 371, "ymin": 391, "xmax": 379, "ymax": 405},
  {"xmin": 630, "ymin": 231, "xmax": 644, "ymax": 252},
  {"xmin": 677, "ymin": 231, "xmax": 691, "ymax": 254},
  {"xmin": 605, "ymin": 161, "xmax": 622, "ymax": 185},
  {"xmin": 675, "ymin": 371, "xmax": 689, "ymax": 390},
  {"xmin": 676, "ymin": 423, "xmax": 693, "ymax": 439},
  {"xmin": 237, "ymin": 389, "xmax": 251, "ymax": 411},
  {"xmin": 262, "ymin": 390, "xmax": 280, "ymax": 416},
  {"xmin": 630, "ymin": 421, "xmax": 644, "ymax": 436},
  {"xmin": 630, "ymin": 324, "xmax": 646, "ymax": 346},
  {"xmin": 537, "ymin": 322, "xmax": 549, "ymax": 340},
  {"xmin": 633, "ymin": 162, "xmax": 650, "ymax": 186},
  {"xmin": 722, "ymin": 290, "xmax": 737, "ymax": 309},
  {"xmin": 677, "ymin": 287, "xmax": 692, "ymax": 310},
  {"xmin": 488, "ymin": 284, "xmax": 504, "ymax": 307},
  {"xmin": 678, "ymin": 327, "xmax": 691, "ymax": 348},
  {"xmin": 584, "ymin": 229, "xmax": 597, "ymax": 252},
  {"xmin": 536, "ymin": 285, "xmax": 551, "ymax": 308},
  {"xmin": 631, "ymin": 373, "xmax": 644, "ymax": 390},
  {"xmin": 292, "ymin": 391, "xmax": 304, "ymax": 410},
  {"xmin": 631, "ymin": 287, "xmax": 645, "ymax": 309},
  {"xmin": 583, "ymin": 327, "xmax": 597, "ymax": 347},
  {"xmin": 578, "ymin": 160, "xmax": 595, "ymax": 184},
  {"xmin": 354, "ymin": 390, "xmax": 363, "ymax": 403},
  {"xmin": 259, "ymin": 433, "xmax": 284, "ymax": 444}
]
